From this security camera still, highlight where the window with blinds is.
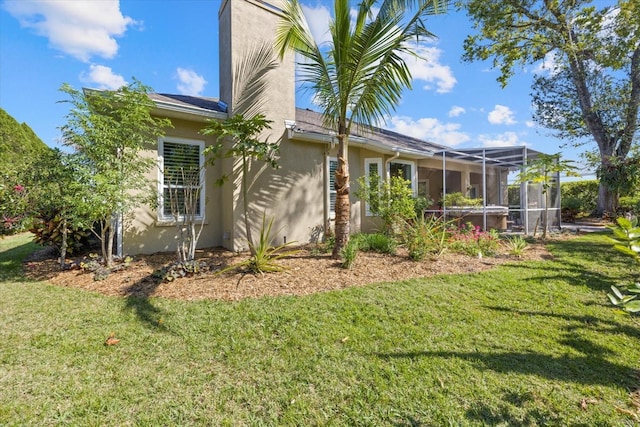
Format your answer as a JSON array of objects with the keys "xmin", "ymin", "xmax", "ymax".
[
  {"xmin": 364, "ymin": 158, "xmax": 382, "ymax": 216},
  {"xmin": 160, "ymin": 139, "xmax": 204, "ymax": 219},
  {"xmin": 328, "ymin": 157, "xmax": 337, "ymax": 218}
]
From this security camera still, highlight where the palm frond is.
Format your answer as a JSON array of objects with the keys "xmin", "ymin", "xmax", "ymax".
[{"xmin": 233, "ymin": 42, "xmax": 279, "ymax": 118}]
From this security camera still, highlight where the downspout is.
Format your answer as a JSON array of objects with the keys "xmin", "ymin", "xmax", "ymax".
[
  {"xmin": 384, "ymin": 151, "xmax": 400, "ymax": 180},
  {"xmin": 442, "ymin": 151, "xmax": 447, "ymax": 219},
  {"xmin": 523, "ymin": 147, "xmax": 529, "ymax": 235},
  {"xmin": 482, "ymin": 149, "xmax": 487, "ymax": 231}
]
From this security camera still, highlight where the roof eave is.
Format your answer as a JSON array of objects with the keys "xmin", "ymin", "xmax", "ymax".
[
  {"xmin": 287, "ymin": 129, "xmax": 434, "ymax": 159},
  {"xmin": 152, "ymin": 101, "xmax": 227, "ymax": 123}
]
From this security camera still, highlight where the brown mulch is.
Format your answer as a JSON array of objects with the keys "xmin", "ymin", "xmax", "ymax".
[{"xmin": 23, "ymin": 239, "xmax": 558, "ymax": 302}]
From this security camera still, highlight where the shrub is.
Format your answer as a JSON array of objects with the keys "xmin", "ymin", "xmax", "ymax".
[
  {"xmin": 352, "ymin": 233, "xmax": 397, "ymax": 255},
  {"xmin": 440, "ymin": 192, "xmax": 482, "ymax": 207},
  {"xmin": 340, "ymin": 238, "xmax": 359, "ymax": 269},
  {"xmin": 221, "ymin": 214, "xmax": 298, "ymax": 275},
  {"xmin": 30, "ymin": 210, "xmax": 91, "ymax": 255},
  {"xmin": 154, "ymin": 260, "xmax": 209, "ymax": 283},
  {"xmin": 618, "ymin": 195, "xmax": 640, "ymax": 215},
  {"xmin": 356, "ymin": 175, "xmax": 421, "ymax": 235},
  {"xmin": 560, "ymin": 180, "xmax": 598, "ymax": 213},
  {"xmin": 449, "ymin": 222, "xmax": 500, "ymax": 257},
  {"xmin": 502, "ymin": 235, "xmax": 529, "ymax": 258},
  {"xmin": 402, "ymin": 216, "xmax": 449, "ymax": 261}
]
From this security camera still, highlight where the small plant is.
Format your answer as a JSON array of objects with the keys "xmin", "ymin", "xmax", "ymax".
[
  {"xmin": 365, "ymin": 233, "xmax": 397, "ymax": 255},
  {"xmin": 340, "ymin": 239, "xmax": 359, "ymax": 269},
  {"xmin": 221, "ymin": 214, "xmax": 298, "ymax": 275},
  {"xmin": 449, "ymin": 223, "xmax": 500, "ymax": 257},
  {"xmin": 402, "ymin": 216, "xmax": 449, "ymax": 261},
  {"xmin": 76, "ymin": 254, "xmax": 133, "ymax": 281},
  {"xmin": 154, "ymin": 260, "xmax": 208, "ymax": 282},
  {"xmin": 607, "ymin": 283, "xmax": 640, "ymax": 313},
  {"xmin": 503, "ymin": 235, "xmax": 529, "ymax": 258},
  {"xmin": 606, "ymin": 217, "xmax": 640, "ymax": 313}
]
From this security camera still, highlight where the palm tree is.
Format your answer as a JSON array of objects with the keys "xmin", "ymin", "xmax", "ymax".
[{"xmin": 275, "ymin": 0, "xmax": 447, "ymax": 258}]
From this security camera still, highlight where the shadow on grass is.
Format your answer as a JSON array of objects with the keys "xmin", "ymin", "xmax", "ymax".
[
  {"xmin": 376, "ymin": 348, "xmax": 636, "ymax": 388},
  {"xmin": 0, "ymin": 240, "xmax": 42, "ymax": 282},
  {"xmin": 485, "ymin": 306, "xmax": 640, "ymax": 340},
  {"xmin": 501, "ymin": 237, "xmax": 635, "ymax": 293},
  {"xmin": 121, "ymin": 274, "xmax": 172, "ymax": 333},
  {"xmin": 464, "ymin": 390, "xmax": 565, "ymax": 427}
]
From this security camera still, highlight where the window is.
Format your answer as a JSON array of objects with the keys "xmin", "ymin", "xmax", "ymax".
[
  {"xmin": 328, "ymin": 157, "xmax": 337, "ymax": 219},
  {"xmin": 389, "ymin": 160, "xmax": 416, "ymax": 194},
  {"xmin": 159, "ymin": 138, "xmax": 205, "ymax": 220},
  {"xmin": 364, "ymin": 158, "xmax": 382, "ymax": 216}
]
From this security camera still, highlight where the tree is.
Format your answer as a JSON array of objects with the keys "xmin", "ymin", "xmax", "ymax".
[
  {"xmin": 201, "ymin": 43, "xmax": 279, "ymax": 254},
  {"xmin": 202, "ymin": 114, "xmax": 277, "ymax": 253},
  {"xmin": 27, "ymin": 149, "xmax": 94, "ymax": 267},
  {"xmin": 515, "ymin": 153, "xmax": 578, "ymax": 239},
  {"xmin": 59, "ymin": 80, "xmax": 171, "ymax": 267},
  {"xmin": 276, "ymin": 0, "xmax": 448, "ymax": 258},
  {"xmin": 461, "ymin": 0, "xmax": 640, "ymax": 214}
]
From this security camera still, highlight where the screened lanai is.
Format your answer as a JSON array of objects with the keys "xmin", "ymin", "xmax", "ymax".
[{"xmin": 419, "ymin": 146, "xmax": 561, "ymax": 235}]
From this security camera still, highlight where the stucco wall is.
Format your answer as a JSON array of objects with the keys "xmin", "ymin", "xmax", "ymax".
[{"xmin": 124, "ymin": 119, "xmax": 223, "ymax": 255}]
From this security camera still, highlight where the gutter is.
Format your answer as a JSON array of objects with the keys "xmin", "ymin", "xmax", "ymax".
[{"xmin": 287, "ymin": 128, "xmax": 434, "ymax": 159}]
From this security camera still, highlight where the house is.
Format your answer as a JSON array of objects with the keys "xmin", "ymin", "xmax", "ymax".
[{"xmin": 122, "ymin": 0, "xmax": 560, "ymax": 256}]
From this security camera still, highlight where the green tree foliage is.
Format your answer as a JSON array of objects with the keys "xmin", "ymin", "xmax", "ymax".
[
  {"xmin": 0, "ymin": 108, "xmax": 49, "ymax": 234},
  {"xmin": 357, "ymin": 174, "xmax": 419, "ymax": 235},
  {"xmin": 276, "ymin": 0, "xmax": 448, "ymax": 258},
  {"xmin": 560, "ymin": 180, "xmax": 599, "ymax": 213},
  {"xmin": 461, "ymin": 0, "xmax": 640, "ymax": 214},
  {"xmin": 59, "ymin": 80, "xmax": 171, "ymax": 267},
  {"xmin": 0, "ymin": 108, "xmax": 48, "ymax": 170}
]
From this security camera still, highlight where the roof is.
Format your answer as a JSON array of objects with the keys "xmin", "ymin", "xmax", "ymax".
[
  {"xmin": 149, "ymin": 93, "xmax": 227, "ymax": 122},
  {"xmin": 293, "ymin": 108, "xmax": 440, "ymax": 159},
  {"xmin": 148, "ymin": 94, "xmax": 545, "ymax": 167}
]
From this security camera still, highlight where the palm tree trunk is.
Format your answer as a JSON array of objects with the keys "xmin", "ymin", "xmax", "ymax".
[{"xmin": 332, "ymin": 134, "xmax": 350, "ymax": 259}]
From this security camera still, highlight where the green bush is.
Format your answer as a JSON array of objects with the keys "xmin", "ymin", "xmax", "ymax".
[
  {"xmin": 440, "ymin": 192, "xmax": 482, "ymax": 207},
  {"xmin": 402, "ymin": 216, "xmax": 449, "ymax": 261},
  {"xmin": 340, "ymin": 239, "xmax": 359, "ymax": 269},
  {"xmin": 618, "ymin": 195, "xmax": 640, "ymax": 214},
  {"xmin": 356, "ymin": 175, "xmax": 420, "ymax": 235},
  {"xmin": 449, "ymin": 223, "xmax": 500, "ymax": 257},
  {"xmin": 560, "ymin": 180, "xmax": 598, "ymax": 213},
  {"xmin": 29, "ymin": 210, "xmax": 91, "ymax": 255}
]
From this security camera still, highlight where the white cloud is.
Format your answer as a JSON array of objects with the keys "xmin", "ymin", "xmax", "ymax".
[
  {"xmin": 301, "ymin": 4, "xmax": 332, "ymax": 46},
  {"xmin": 80, "ymin": 65, "xmax": 126, "ymax": 89},
  {"xmin": 533, "ymin": 50, "xmax": 563, "ymax": 76},
  {"xmin": 488, "ymin": 105, "xmax": 516, "ymax": 125},
  {"xmin": 388, "ymin": 116, "xmax": 470, "ymax": 146},
  {"xmin": 478, "ymin": 132, "xmax": 527, "ymax": 148},
  {"xmin": 448, "ymin": 106, "xmax": 466, "ymax": 118},
  {"xmin": 4, "ymin": 0, "xmax": 136, "ymax": 62},
  {"xmin": 175, "ymin": 68, "xmax": 207, "ymax": 96},
  {"xmin": 402, "ymin": 43, "xmax": 456, "ymax": 93},
  {"xmin": 525, "ymin": 120, "xmax": 535, "ymax": 128}
]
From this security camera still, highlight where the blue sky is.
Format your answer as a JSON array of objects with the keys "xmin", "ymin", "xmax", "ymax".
[{"xmin": 0, "ymin": 0, "xmax": 592, "ymax": 175}]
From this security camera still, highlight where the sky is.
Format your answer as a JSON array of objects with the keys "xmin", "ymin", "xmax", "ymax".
[{"xmin": 0, "ymin": 0, "xmax": 595, "ymax": 176}]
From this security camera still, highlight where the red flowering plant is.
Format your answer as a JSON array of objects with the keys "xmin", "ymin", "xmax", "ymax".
[
  {"xmin": 0, "ymin": 179, "xmax": 30, "ymax": 236},
  {"xmin": 448, "ymin": 221, "xmax": 500, "ymax": 257}
]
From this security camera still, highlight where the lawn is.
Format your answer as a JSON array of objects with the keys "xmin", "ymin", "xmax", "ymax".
[{"xmin": 1, "ymin": 232, "xmax": 639, "ymax": 426}]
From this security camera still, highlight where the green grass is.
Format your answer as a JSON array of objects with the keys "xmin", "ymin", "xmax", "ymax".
[{"xmin": 1, "ymin": 233, "xmax": 639, "ymax": 426}]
